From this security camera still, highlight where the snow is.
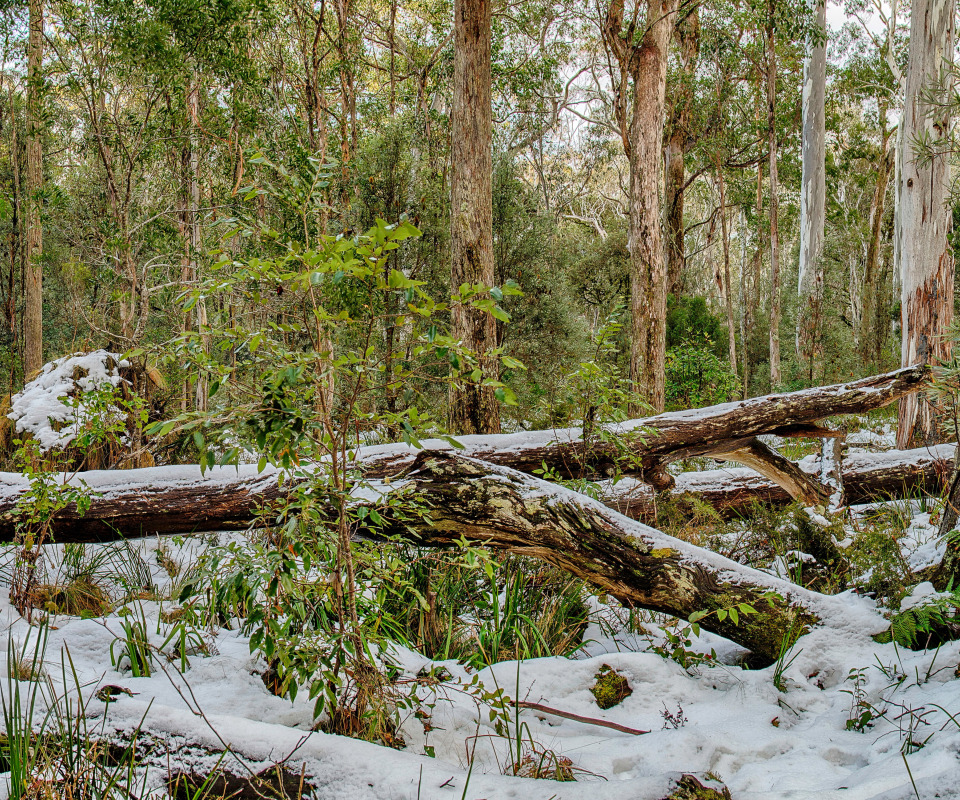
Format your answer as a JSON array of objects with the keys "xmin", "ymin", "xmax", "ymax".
[
  {"xmin": 1, "ymin": 512, "xmax": 957, "ymax": 800},
  {"xmin": 2, "ymin": 420, "xmax": 960, "ymax": 799},
  {"xmin": 5, "ymin": 351, "xmax": 130, "ymax": 451}
]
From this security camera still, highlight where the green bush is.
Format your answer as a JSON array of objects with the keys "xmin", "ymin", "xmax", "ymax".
[{"xmin": 665, "ymin": 340, "xmax": 740, "ymax": 411}]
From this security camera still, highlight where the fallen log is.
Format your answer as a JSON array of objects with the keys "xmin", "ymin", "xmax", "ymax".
[
  {"xmin": 358, "ymin": 366, "xmax": 930, "ymax": 493},
  {"xmin": 382, "ymin": 452, "xmax": 885, "ymax": 664},
  {"xmin": 0, "ymin": 445, "xmax": 952, "ymax": 542},
  {"xmin": 0, "ymin": 451, "xmax": 902, "ymax": 662},
  {"xmin": 604, "ymin": 444, "xmax": 955, "ymax": 523}
]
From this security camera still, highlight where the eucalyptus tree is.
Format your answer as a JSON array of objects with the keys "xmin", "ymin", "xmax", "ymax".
[
  {"xmin": 600, "ymin": 0, "xmax": 680, "ymax": 413},
  {"xmin": 796, "ymin": 0, "xmax": 826, "ymax": 381},
  {"xmin": 896, "ymin": 0, "xmax": 955, "ymax": 447},
  {"xmin": 449, "ymin": 0, "xmax": 500, "ymax": 434}
]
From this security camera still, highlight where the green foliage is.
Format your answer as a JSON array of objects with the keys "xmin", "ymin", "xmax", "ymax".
[
  {"xmin": 665, "ymin": 341, "xmax": 741, "ymax": 411},
  {"xmin": 877, "ymin": 586, "xmax": 960, "ymax": 649},
  {"xmin": 110, "ymin": 605, "xmax": 154, "ymax": 678},
  {"xmin": 667, "ymin": 295, "xmax": 726, "ymax": 357}
]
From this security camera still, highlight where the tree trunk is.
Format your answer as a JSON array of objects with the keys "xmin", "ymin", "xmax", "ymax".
[
  {"xmin": 603, "ymin": 0, "xmax": 678, "ymax": 414},
  {"xmin": 716, "ymin": 169, "xmax": 737, "ymax": 374},
  {"xmin": 23, "ymin": 0, "xmax": 43, "ymax": 378},
  {"xmin": 861, "ymin": 129, "xmax": 893, "ymax": 372},
  {"xmin": 663, "ymin": 8, "xmax": 699, "ymax": 298},
  {"xmin": 629, "ymin": 0, "xmax": 677, "ymax": 413},
  {"xmin": 1, "ymin": 441, "xmax": 949, "ymax": 545},
  {"xmin": 797, "ymin": 0, "xmax": 826, "ymax": 383},
  {"xmin": 897, "ymin": 0, "xmax": 956, "ymax": 448},
  {"xmin": 765, "ymin": 11, "xmax": 782, "ymax": 389},
  {"xmin": 450, "ymin": 0, "xmax": 500, "ymax": 434}
]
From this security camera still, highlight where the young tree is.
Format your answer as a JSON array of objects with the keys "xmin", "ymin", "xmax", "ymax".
[
  {"xmin": 764, "ymin": 0, "xmax": 783, "ymax": 389},
  {"xmin": 450, "ymin": 0, "xmax": 501, "ymax": 434},
  {"xmin": 602, "ymin": 0, "xmax": 679, "ymax": 413},
  {"xmin": 796, "ymin": 0, "xmax": 826, "ymax": 382},
  {"xmin": 897, "ymin": 0, "xmax": 956, "ymax": 447},
  {"xmin": 23, "ymin": 0, "xmax": 43, "ymax": 377}
]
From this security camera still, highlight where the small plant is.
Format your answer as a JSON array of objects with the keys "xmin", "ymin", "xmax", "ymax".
[
  {"xmin": 109, "ymin": 605, "xmax": 154, "ymax": 677},
  {"xmin": 590, "ymin": 664, "xmax": 632, "ymax": 709},
  {"xmin": 661, "ymin": 702, "xmax": 688, "ymax": 729},
  {"xmin": 648, "ymin": 619, "xmax": 717, "ymax": 671},
  {"xmin": 772, "ymin": 624, "xmax": 804, "ymax": 693},
  {"xmin": 877, "ymin": 585, "xmax": 960, "ymax": 649},
  {"xmin": 843, "ymin": 667, "xmax": 882, "ymax": 732}
]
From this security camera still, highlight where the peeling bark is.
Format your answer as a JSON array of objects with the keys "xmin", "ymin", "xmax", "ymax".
[{"xmin": 896, "ymin": 0, "xmax": 956, "ymax": 447}]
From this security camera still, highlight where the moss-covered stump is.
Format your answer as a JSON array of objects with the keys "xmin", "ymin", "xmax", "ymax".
[
  {"xmin": 662, "ymin": 774, "xmax": 733, "ymax": 800},
  {"xmin": 591, "ymin": 664, "xmax": 632, "ymax": 709}
]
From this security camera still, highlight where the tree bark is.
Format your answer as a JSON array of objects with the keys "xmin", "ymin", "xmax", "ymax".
[
  {"xmin": 765, "ymin": 10, "xmax": 782, "ymax": 389},
  {"xmin": 716, "ymin": 169, "xmax": 737, "ymax": 374},
  {"xmin": 797, "ymin": 0, "xmax": 827, "ymax": 383},
  {"xmin": 450, "ymin": 0, "xmax": 500, "ymax": 434},
  {"xmin": 23, "ymin": 0, "xmax": 43, "ymax": 378},
  {"xmin": 0, "ymin": 368, "xmax": 933, "ymax": 542},
  {"xmin": 359, "ymin": 366, "xmax": 929, "ymax": 486},
  {"xmin": 861, "ymin": 129, "xmax": 893, "ymax": 372},
  {"xmin": 603, "ymin": 0, "xmax": 679, "ymax": 413},
  {"xmin": 663, "ymin": 8, "xmax": 700, "ymax": 297},
  {"xmin": 896, "ymin": 0, "xmax": 956, "ymax": 448},
  {"xmin": 1, "ymin": 442, "xmax": 950, "ymax": 543}
]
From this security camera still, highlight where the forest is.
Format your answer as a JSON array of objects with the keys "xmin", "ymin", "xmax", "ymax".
[{"xmin": 1, "ymin": 0, "xmax": 960, "ymax": 797}]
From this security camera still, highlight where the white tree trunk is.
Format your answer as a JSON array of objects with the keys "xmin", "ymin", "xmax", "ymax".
[
  {"xmin": 897, "ymin": 0, "xmax": 956, "ymax": 447},
  {"xmin": 797, "ymin": 0, "xmax": 827, "ymax": 379}
]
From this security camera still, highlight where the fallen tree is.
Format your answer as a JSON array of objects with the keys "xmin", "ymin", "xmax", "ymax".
[
  {"xmin": 0, "ymin": 449, "xmax": 912, "ymax": 663},
  {"xmin": 1, "ymin": 444, "xmax": 949, "ymax": 541},
  {"xmin": 359, "ymin": 365, "xmax": 930, "ymax": 496},
  {"xmin": 604, "ymin": 444, "xmax": 955, "ymax": 523}
]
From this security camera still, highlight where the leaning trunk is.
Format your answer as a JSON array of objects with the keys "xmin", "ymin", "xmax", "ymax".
[{"xmin": 897, "ymin": 0, "xmax": 956, "ymax": 448}]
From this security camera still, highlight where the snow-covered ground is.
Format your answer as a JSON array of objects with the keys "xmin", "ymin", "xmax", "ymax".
[{"xmin": 0, "ymin": 520, "xmax": 958, "ymax": 800}]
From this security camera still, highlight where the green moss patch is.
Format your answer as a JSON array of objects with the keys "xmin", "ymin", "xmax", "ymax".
[{"xmin": 590, "ymin": 664, "xmax": 632, "ymax": 709}]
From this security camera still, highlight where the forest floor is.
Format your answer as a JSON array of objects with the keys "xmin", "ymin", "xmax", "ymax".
[{"xmin": 1, "ymin": 422, "xmax": 960, "ymax": 800}]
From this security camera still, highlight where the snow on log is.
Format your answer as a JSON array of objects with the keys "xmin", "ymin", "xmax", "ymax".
[
  {"xmin": 357, "ymin": 365, "xmax": 931, "ymax": 495},
  {"xmin": 379, "ymin": 452, "xmax": 886, "ymax": 664},
  {"xmin": 605, "ymin": 444, "xmax": 955, "ymax": 523},
  {"xmin": 0, "ymin": 445, "xmax": 952, "ymax": 541}
]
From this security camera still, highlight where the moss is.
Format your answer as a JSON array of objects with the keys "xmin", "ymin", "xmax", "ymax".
[
  {"xmin": 590, "ymin": 664, "xmax": 632, "ymax": 709},
  {"xmin": 662, "ymin": 774, "xmax": 733, "ymax": 800}
]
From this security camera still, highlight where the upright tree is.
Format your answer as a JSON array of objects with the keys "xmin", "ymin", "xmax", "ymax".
[
  {"xmin": 602, "ymin": 0, "xmax": 679, "ymax": 413},
  {"xmin": 897, "ymin": 0, "xmax": 956, "ymax": 447},
  {"xmin": 24, "ymin": 0, "xmax": 43, "ymax": 377},
  {"xmin": 764, "ymin": 0, "xmax": 783, "ymax": 389},
  {"xmin": 664, "ymin": 7, "xmax": 700, "ymax": 297},
  {"xmin": 796, "ymin": 0, "xmax": 826, "ymax": 382},
  {"xmin": 450, "ymin": 0, "xmax": 500, "ymax": 434}
]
